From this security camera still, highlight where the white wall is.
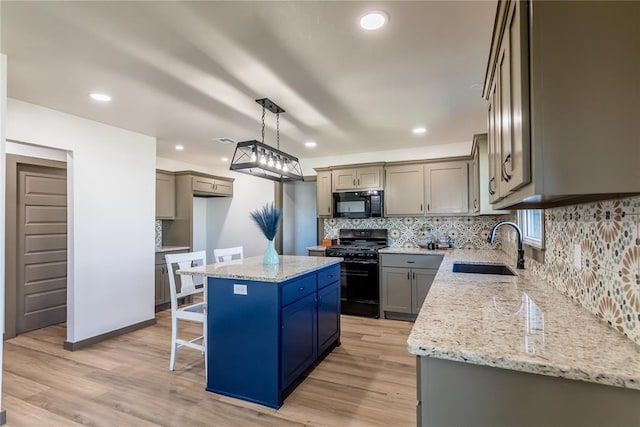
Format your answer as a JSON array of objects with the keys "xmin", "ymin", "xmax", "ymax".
[
  {"xmin": 6, "ymin": 99, "xmax": 156, "ymax": 343},
  {"xmin": 156, "ymin": 157, "xmax": 276, "ymax": 262},
  {"xmin": 300, "ymin": 140, "xmax": 473, "ymax": 175},
  {"xmin": 0, "ymin": 53, "xmax": 7, "ymax": 413},
  {"xmin": 192, "ymin": 197, "xmax": 207, "ymax": 254},
  {"xmin": 283, "ymin": 181, "xmax": 317, "ymax": 255}
]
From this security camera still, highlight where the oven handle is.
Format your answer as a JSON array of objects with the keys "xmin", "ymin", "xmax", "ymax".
[{"xmin": 342, "ymin": 259, "xmax": 378, "ymax": 265}]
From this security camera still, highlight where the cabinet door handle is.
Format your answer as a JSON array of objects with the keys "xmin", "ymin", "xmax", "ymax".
[
  {"xmin": 489, "ymin": 177, "xmax": 496, "ymax": 195},
  {"xmin": 474, "ymin": 199, "xmax": 478, "ymax": 209},
  {"xmin": 502, "ymin": 154, "xmax": 512, "ymax": 182},
  {"xmin": 420, "ymin": 203, "xmax": 423, "ymax": 212},
  {"xmin": 298, "ymin": 287, "xmax": 305, "ymax": 292},
  {"xmin": 353, "ymin": 179, "xmax": 356, "ymax": 186},
  {"xmin": 357, "ymin": 178, "xmax": 360, "ymax": 186},
  {"xmin": 328, "ymin": 206, "xmax": 331, "ymax": 213},
  {"xmin": 406, "ymin": 261, "xmax": 415, "ymax": 264},
  {"xmin": 413, "ymin": 272, "xmax": 416, "ymax": 280},
  {"xmin": 407, "ymin": 272, "xmax": 410, "ymax": 280},
  {"xmin": 427, "ymin": 203, "xmax": 430, "ymax": 211}
]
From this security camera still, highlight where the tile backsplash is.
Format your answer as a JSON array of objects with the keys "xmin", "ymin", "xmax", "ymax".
[
  {"xmin": 155, "ymin": 220, "xmax": 162, "ymax": 248},
  {"xmin": 502, "ymin": 196, "xmax": 640, "ymax": 345},
  {"xmin": 323, "ymin": 215, "xmax": 509, "ymax": 249}
]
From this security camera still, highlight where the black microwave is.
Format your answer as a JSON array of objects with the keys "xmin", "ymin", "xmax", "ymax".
[{"xmin": 332, "ymin": 191, "xmax": 383, "ymax": 218}]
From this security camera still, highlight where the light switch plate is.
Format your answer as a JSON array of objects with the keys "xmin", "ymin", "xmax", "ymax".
[
  {"xmin": 233, "ymin": 284, "xmax": 247, "ymax": 295},
  {"xmin": 574, "ymin": 244, "xmax": 581, "ymax": 269}
]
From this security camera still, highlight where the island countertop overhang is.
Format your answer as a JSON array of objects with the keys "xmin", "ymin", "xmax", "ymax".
[{"xmin": 178, "ymin": 255, "xmax": 343, "ymax": 283}]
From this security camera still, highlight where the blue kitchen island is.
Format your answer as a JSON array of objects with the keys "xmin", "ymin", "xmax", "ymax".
[{"xmin": 181, "ymin": 255, "xmax": 343, "ymax": 409}]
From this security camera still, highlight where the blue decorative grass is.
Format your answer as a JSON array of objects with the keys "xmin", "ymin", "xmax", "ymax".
[{"xmin": 249, "ymin": 202, "xmax": 282, "ymax": 241}]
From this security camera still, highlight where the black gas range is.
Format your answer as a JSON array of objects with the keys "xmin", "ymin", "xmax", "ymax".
[{"xmin": 325, "ymin": 229, "xmax": 387, "ymax": 318}]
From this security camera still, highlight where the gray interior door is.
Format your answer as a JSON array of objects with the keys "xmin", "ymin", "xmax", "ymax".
[{"xmin": 16, "ymin": 163, "xmax": 67, "ymax": 334}]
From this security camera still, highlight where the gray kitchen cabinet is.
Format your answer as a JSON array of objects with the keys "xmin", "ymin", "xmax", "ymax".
[
  {"xmin": 316, "ymin": 170, "xmax": 333, "ymax": 217},
  {"xmin": 307, "ymin": 249, "xmax": 326, "ymax": 257},
  {"xmin": 332, "ymin": 165, "xmax": 383, "ymax": 191},
  {"xmin": 156, "ymin": 171, "xmax": 175, "ymax": 219},
  {"xmin": 412, "ymin": 269, "xmax": 437, "ymax": 313},
  {"xmin": 384, "ymin": 164, "xmax": 424, "ymax": 216},
  {"xmin": 469, "ymin": 139, "xmax": 480, "ymax": 214},
  {"xmin": 162, "ymin": 171, "xmax": 234, "ymax": 249},
  {"xmin": 154, "ymin": 249, "xmax": 189, "ymax": 310},
  {"xmin": 476, "ymin": 134, "xmax": 511, "ymax": 215},
  {"xmin": 192, "ymin": 174, "xmax": 233, "ymax": 197},
  {"xmin": 380, "ymin": 253, "xmax": 443, "ymax": 320},
  {"xmin": 424, "ymin": 161, "xmax": 469, "ymax": 215},
  {"xmin": 484, "ymin": 0, "xmax": 640, "ymax": 209}
]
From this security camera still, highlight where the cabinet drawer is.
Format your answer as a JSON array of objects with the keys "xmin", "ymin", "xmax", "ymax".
[
  {"xmin": 317, "ymin": 264, "xmax": 340, "ymax": 289},
  {"xmin": 380, "ymin": 254, "xmax": 443, "ymax": 269},
  {"xmin": 281, "ymin": 275, "xmax": 317, "ymax": 307}
]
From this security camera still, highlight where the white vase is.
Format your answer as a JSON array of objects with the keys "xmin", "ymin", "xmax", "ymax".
[{"xmin": 263, "ymin": 239, "xmax": 279, "ymax": 265}]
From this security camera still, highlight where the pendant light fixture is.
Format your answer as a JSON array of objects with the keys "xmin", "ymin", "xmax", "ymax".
[{"xmin": 229, "ymin": 98, "xmax": 304, "ymax": 182}]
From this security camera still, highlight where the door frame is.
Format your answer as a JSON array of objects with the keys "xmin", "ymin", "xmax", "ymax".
[{"xmin": 5, "ymin": 154, "xmax": 67, "ymax": 339}]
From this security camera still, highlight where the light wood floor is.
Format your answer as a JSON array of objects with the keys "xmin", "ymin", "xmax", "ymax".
[{"xmin": 2, "ymin": 310, "xmax": 416, "ymax": 426}]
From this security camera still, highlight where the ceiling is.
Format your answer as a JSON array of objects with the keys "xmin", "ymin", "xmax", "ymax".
[{"xmin": 1, "ymin": 1, "xmax": 497, "ymax": 168}]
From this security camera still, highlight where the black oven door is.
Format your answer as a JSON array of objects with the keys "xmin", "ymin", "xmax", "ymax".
[
  {"xmin": 332, "ymin": 192, "xmax": 370, "ymax": 218},
  {"xmin": 340, "ymin": 259, "xmax": 379, "ymax": 318}
]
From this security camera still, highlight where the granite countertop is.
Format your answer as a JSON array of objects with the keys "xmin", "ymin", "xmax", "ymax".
[
  {"xmin": 178, "ymin": 255, "xmax": 343, "ymax": 283},
  {"xmin": 155, "ymin": 246, "xmax": 191, "ymax": 253},
  {"xmin": 407, "ymin": 249, "xmax": 640, "ymax": 391},
  {"xmin": 306, "ymin": 245, "xmax": 327, "ymax": 251}
]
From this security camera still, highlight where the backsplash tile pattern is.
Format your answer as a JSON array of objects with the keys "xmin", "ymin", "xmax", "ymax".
[
  {"xmin": 155, "ymin": 220, "xmax": 162, "ymax": 248},
  {"xmin": 323, "ymin": 215, "xmax": 509, "ymax": 249},
  {"xmin": 501, "ymin": 196, "xmax": 640, "ymax": 345}
]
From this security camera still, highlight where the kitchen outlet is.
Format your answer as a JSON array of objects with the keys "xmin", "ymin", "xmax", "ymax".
[
  {"xmin": 574, "ymin": 244, "xmax": 581, "ymax": 269},
  {"xmin": 233, "ymin": 284, "xmax": 248, "ymax": 295}
]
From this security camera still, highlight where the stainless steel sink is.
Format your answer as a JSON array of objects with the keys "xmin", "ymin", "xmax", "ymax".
[{"xmin": 452, "ymin": 262, "xmax": 516, "ymax": 276}]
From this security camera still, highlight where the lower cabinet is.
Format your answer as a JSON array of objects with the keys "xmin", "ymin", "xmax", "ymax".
[
  {"xmin": 380, "ymin": 254, "xmax": 443, "ymax": 320},
  {"xmin": 282, "ymin": 293, "xmax": 317, "ymax": 389},
  {"xmin": 317, "ymin": 281, "xmax": 340, "ymax": 354},
  {"xmin": 154, "ymin": 249, "xmax": 189, "ymax": 311},
  {"xmin": 207, "ymin": 263, "xmax": 341, "ymax": 409}
]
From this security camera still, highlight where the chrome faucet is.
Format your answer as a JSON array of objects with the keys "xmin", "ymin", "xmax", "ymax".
[{"xmin": 487, "ymin": 221, "xmax": 525, "ymax": 269}]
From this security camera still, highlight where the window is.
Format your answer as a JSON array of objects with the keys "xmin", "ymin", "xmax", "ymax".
[{"xmin": 518, "ymin": 209, "xmax": 544, "ymax": 249}]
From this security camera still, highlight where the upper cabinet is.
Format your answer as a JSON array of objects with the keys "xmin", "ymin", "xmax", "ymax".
[
  {"xmin": 469, "ymin": 140, "xmax": 480, "ymax": 214},
  {"xmin": 424, "ymin": 161, "xmax": 469, "ymax": 215},
  {"xmin": 316, "ymin": 171, "xmax": 333, "ymax": 217},
  {"xmin": 332, "ymin": 166, "xmax": 383, "ymax": 192},
  {"xmin": 385, "ymin": 160, "xmax": 471, "ymax": 216},
  {"xmin": 156, "ymin": 171, "xmax": 175, "ymax": 219},
  {"xmin": 162, "ymin": 171, "xmax": 234, "ymax": 248},
  {"xmin": 385, "ymin": 165, "xmax": 424, "ymax": 216},
  {"xmin": 191, "ymin": 175, "xmax": 233, "ymax": 197},
  {"xmin": 483, "ymin": 0, "xmax": 640, "ymax": 208}
]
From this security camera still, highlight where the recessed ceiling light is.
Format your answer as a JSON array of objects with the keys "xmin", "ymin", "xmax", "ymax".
[
  {"xmin": 412, "ymin": 127, "xmax": 427, "ymax": 135},
  {"xmin": 175, "ymin": 145, "xmax": 184, "ymax": 151},
  {"xmin": 305, "ymin": 141, "xmax": 317, "ymax": 148},
  {"xmin": 221, "ymin": 157, "xmax": 229, "ymax": 162},
  {"xmin": 360, "ymin": 11, "xmax": 388, "ymax": 31},
  {"xmin": 89, "ymin": 93, "xmax": 111, "ymax": 102}
]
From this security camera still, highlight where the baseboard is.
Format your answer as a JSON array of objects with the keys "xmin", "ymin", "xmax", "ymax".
[
  {"xmin": 0, "ymin": 408, "xmax": 6, "ymax": 425},
  {"xmin": 64, "ymin": 318, "xmax": 156, "ymax": 351}
]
